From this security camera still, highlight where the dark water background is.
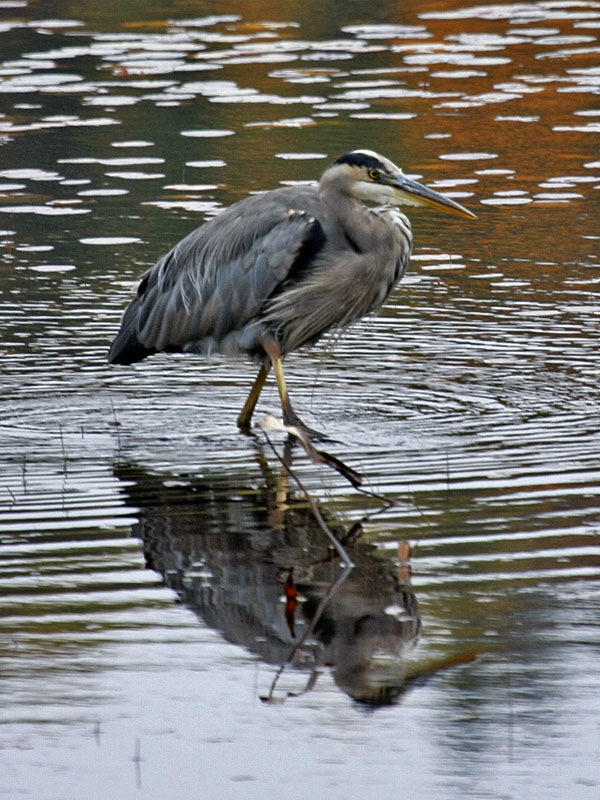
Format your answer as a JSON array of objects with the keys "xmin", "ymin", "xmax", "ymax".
[{"xmin": 1, "ymin": 1, "xmax": 599, "ymax": 798}]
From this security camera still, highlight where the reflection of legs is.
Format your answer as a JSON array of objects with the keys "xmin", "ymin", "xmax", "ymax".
[{"xmin": 237, "ymin": 362, "xmax": 270, "ymax": 432}]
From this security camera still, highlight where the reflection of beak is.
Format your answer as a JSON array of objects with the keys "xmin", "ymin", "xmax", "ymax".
[{"xmin": 386, "ymin": 173, "xmax": 477, "ymax": 219}]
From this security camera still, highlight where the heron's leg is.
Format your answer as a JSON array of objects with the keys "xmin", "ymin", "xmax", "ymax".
[
  {"xmin": 259, "ymin": 335, "xmax": 323, "ymax": 435},
  {"xmin": 237, "ymin": 362, "xmax": 271, "ymax": 432},
  {"xmin": 259, "ymin": 335, "xmax": 301, "ymax": 427},
  {"xmin": 272, "ymin": 354, "xmax": 313, "ymax": 430},
  {"xmin": 272, "ymin": 355, "xmax": 298, "ymax": 426}
]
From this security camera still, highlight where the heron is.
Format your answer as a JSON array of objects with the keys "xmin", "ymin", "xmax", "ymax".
[{"xmin": 108, "ymin": 150, "xmax": 476, "ymax": 433}]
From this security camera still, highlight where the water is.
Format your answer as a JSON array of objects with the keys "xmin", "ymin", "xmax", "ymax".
[{"xmin": 1, "ymin": 1, "xmax": 600, "ymax": 798}]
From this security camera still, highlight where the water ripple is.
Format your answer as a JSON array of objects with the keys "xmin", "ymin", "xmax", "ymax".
[{"xmin": 1, "ymin": 7, "xmax": 600, "ymax": 797}]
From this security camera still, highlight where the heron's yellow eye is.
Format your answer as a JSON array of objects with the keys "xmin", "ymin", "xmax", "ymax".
[{"xmin": 368, "ymin": 169, "xmax": 380, "ymax": 181}]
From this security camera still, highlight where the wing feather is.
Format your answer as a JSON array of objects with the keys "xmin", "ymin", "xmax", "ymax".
[{"xmin": 108, "ymin": 186, "xmax": 325, "ymax": 365}]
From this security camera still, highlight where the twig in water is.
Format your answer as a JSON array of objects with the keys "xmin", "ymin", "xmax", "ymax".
[
  {"xmin": 262, "ymin": 563, "xmax": 352, "ymax": 703},
  {"xmin": 132, "ymin": 737, "xmax": 142, "ymax": 763},
  {"xmin": 92, "ymin": 720, "xmax": 101, "ymax": 746},
  {"xmin": 257, "ymin": 416, "xmax": 356, "ymax": 703},
  {"xmin": 355, "ymin": 481, "xmax": 396, "ymax": 506},
  {"xmin": 257, "ymin": 414, "xmax": 362, "ymax": 489},
  {"xmin": 109, "ymin": 398, "xmax": 122, "ymax": 455},
  {"xmin": 257, "ymin": 416, "xmax": 353, "ymax": 568},
  {"xmin": 132, "ymin": 737, "xmax": 143, "ymax": 789},
  {"xmin": 59, "ymin": 425, "xmax": 68, "ymax": 476}
]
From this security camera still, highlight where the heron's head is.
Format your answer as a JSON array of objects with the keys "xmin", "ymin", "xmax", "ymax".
[{"xmin": 329, "ymin": 149, "xmax": 476, "ymax": 219}]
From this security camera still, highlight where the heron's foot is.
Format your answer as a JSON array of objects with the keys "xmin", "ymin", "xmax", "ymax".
[
  {"xmin": 282, "ymin": 403, "xmax": 330, "ymax": 442},
  {"xmin": 236, "ymin": 414, "xmax": 254, "ymax": 436}
]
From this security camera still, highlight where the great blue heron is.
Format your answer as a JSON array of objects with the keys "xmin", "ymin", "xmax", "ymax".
[{"xmin": 108, "ymin": 150, "xmax": 475, "ymax": 432}]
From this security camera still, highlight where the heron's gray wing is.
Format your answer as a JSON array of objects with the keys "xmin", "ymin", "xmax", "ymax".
[{"xmin": 108, "ymin": 188, "xmax": 325, "ymax": 364}]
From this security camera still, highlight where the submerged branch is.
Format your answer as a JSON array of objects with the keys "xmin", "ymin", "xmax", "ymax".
[
  {"xmin": 258, "ymin": 415, "xmax": 354, "ymax": 568},
  {"xmin": 257, "ymin": 413, "xmax": 363, "ymax": 489}
]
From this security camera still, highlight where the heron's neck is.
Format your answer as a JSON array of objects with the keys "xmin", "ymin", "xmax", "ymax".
[{"xmin": 322, "ymin": 191, "xmax": 391, "ymax": 253}]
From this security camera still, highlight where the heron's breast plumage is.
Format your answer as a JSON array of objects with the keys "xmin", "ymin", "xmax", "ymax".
[{"xmin": 258, "ymin": 203, "xmax": 412, "ymax": 356}]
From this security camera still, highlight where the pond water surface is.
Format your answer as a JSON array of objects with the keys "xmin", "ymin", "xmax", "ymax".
[{"xmin": 1, "ymin": 1, "xmax": 600, "ymax": 799}]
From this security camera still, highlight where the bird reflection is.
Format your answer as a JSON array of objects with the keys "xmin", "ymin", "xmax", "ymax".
[{"xmin": 115, "ymin": 456, "xmax": 422, "ymax": 705}]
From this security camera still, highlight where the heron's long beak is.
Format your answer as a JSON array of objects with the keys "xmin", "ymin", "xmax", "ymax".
[{"xmin": 387, "ymin": 173, "xmax": 477, "ymax": 219}]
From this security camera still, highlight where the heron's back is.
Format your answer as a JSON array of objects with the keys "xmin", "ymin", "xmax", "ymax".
[{"xmin": 108, "ymin": 185, "xmax": 325, "ymax": 365}]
